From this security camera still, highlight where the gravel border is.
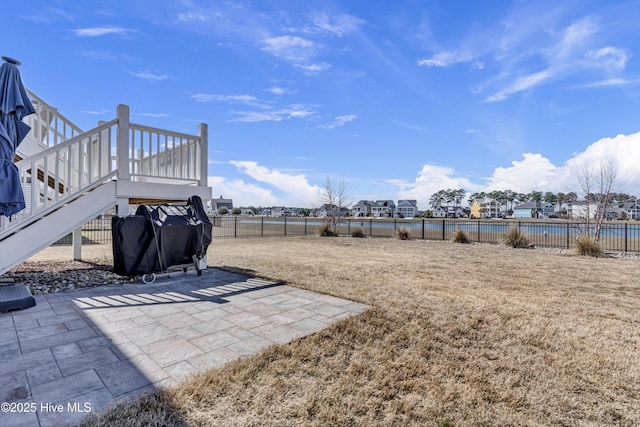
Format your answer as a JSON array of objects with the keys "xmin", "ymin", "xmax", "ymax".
[{"xmin": 2, "ymin": 261, "xmax": 134, "ymax": 295}]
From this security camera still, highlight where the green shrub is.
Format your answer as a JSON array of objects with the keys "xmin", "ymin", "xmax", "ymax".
[
  {"xmin": 351, "ymin": 228, "xmax": 365, "ymax": 238},
  {"xmin": 317, "ymin": 223, "xmax": 335, "ymax": 237},
  {"xmin": 575, "ymin": 233, "xmax": 603, "ymax": 257},
  {"xmin": 504, "ymin": 227, "xmax": 530, "ymax": 248},
  {"xmin": 452, "ymin": 229, "xmax": 470, "ymax": 244},
  {"xmin": 396, "ymin": 227, "xmax": 411, "ymax": 240}
]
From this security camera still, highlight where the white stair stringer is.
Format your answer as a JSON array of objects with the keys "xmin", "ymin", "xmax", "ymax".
[{"xmin": 0, "ymin": 181, "xmax": 116, "ymax": 275}]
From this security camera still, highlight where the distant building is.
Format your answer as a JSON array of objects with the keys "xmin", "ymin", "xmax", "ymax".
[
  {"xmin": 314, "ymin": 204, "xmax": 348, "ymax": 217},
  {"xmin": 470, "ymin": 198, "xmax": 501, "ymax": 219},
  {"xmin": 351, "ymin": 200, "xmax": 373, "ymax": 217},
  {"xmin": 606, "ymin": 202, "xmax": 640, "ymax": 220},
  {"xmin": 568, "ymin": 201, "xmax": 598, "ymax": 220},
  {"xmin": 513, "ymin": 201, "xmax": 555, "ymax": 219},
  {"xmin": 371, "ymin": 200, "xmax": 395, "ymax": 217},
  {"xmin": 269, "ymin": 206, "xmax": 300, "ymax": 217},
  {"xmin": 396, "ymin": 200, "xmax": 418, "ymax": 218},
  {"xmin": 211, "ymin": 195, "xmax": 233, "ymax": 214}
]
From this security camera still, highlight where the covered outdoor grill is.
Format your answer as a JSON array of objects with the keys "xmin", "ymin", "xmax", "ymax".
[{"xmin": 112, "ymin": 195, "xmax": 212, "ymax": 283}]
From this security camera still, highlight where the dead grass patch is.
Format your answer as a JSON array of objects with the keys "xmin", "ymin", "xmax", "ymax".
[{"xmin": 82, "ymin": 237, "xmax": 640, "ymax": 426}]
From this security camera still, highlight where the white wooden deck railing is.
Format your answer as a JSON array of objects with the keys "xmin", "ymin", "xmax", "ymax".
[
  {"xmin": 25, "ymin": 89, "xmax": 83, "ymax": 148},
  {"xmin": 0, "ymin": 103, "xmax": 208, "ymax": 238},
  {"xmin": 0, "ymin": 119, "xmax": 117, "ymax": 238}
]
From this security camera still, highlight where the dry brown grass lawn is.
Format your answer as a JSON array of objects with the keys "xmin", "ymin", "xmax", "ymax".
[{"xmin": 82, "ymin": 237, "xmax": 640, "ymax": 427}]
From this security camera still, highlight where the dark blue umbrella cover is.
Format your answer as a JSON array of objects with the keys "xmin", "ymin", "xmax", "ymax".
[{"xmin": 0, "ymin": 57, "xmax": 35, "ymax": 217}]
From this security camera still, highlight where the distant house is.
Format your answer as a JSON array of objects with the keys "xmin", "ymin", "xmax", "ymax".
[
  {"xmin": 432, "ymin": 206, "xmax": 447, "ymax": 218},
  {"xmin": 470, "ymin": 198, "xmax": 501, "ymax": 219},
  {"xmin": 351, "ymin": 200, "xmax": 373, "ymax": 217},
  {"xmin": 371, "ymin": 200, "xmax": 395, "ymax": 217},
  {"xmin": 315, "ymin": 204, "xmax": 348, "ymax": 218},
  {"xmin": 432, "ymin": 205, "xmax": 465, "ymax": 218},
  {"xmin": 446, "ymin": 206, "xmax": 466, "ymax": 218},
  {"xmin": 625, "ymin": 202, "xmax": 640, "ymax": 219},
  {"xmin": 396, "ymin": 200, "xmax": 418, "ymax": 218},
  {"xmin": 605, "ymin": 202, "xmax": 640, "ymax": 220},
  {"xmin": 568, "ymin": 201, "xmax": 599, "ymax": 220},
  {"xmin": 212, "ymin": 195, "xmax": 233, "ymax": 214},
  {"xmin": 271, "ymin": 206, "xmax": 300, "ymax": 217},
  {"xmin": 513, "ymin": 201, "xmax": 555, "ymax": 219}
]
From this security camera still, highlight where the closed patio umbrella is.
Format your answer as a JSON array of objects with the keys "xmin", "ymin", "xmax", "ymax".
[
  {"xmin": 0, "ymin": 56, "xmax": 35, "ymax": 217},
  {"xmin": 0, "ymin": 56, "xmax": 36, "ymax": 312}
]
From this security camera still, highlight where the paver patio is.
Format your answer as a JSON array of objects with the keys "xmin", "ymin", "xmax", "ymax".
[{"xmin": 0, "ymin": 268, "xmax": 370, "ymax": 427}]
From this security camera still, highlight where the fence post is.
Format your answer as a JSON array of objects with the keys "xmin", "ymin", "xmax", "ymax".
[
  {"xmin": 625, "ymin": 222, "xmax": 628, "ymax": 253},
  {"xmin": 261, "ymin": 217, "xmax": 264, "ymax": 237},
  {"xmin": 234, "ymin": 216, "xmax": 237, "ymax": 238},
  {"xmin": 566, "ymin": 222, "xmax": 570, "ymax": 249},
  {"xmin": 442, "ymin": 220, "xmax": 445, "ymax": 241},
  {"xmin": 284, "ymin": 217, "xmax": 287, "ymax": 236},
  {"xmin": 422, "ymin": 219, "xmax": 425, "ymax": 240},
  {"xmin": 477, "ymin": 221, "xmax": 480, "ymax": 243},
  {"xmin": 304, "ymin": 217, "xmax": 307, "ymax": 236},
  {"xmin": 348, "ymin": 218, "xmax": 351, "ymax": 235}
]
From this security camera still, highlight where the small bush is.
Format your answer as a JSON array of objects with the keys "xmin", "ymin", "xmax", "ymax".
[
  {"xmin": 504, "ymin": 227, "xmax": 530, "ymax": 248},
  {"xmin": 575, "ymin": 233, "xmax": 603, "ymax": 257},
  {"xmin": 452, "ymin": 229, "xmax": 470, "ymax": 244},
  {"xmin": 351, "ymin": 228, "xmax": 365, "ymax": 238},
  {"xmin": 396, "ymin": 227, "xmax": 411, "ymax": 240},
  {"xmin": 317, "ymin": 223, "xmax": 335, "ymax": 237}
]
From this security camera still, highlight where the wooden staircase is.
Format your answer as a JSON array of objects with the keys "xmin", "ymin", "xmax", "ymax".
[{"xmin": 0, "ymin": 93, "xmax": 211, "ymax": 275}]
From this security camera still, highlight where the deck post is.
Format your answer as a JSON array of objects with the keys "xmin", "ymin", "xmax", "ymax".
[
  {"xmin": 116, "ymin": 104, "xmax": 130, "ymax": 181},
  {"xmin": 198, "ymin": 123, "xmax": 208, "ymax": 187},
  {"xmin": 72, "ymin": 226, "xmax": 82, "ymax": 261}
]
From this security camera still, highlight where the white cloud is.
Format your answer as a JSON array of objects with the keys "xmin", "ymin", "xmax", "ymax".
[
  {"xmin": 484, "ymin": 133, "xmax": 640, "ymax": 194},
  {"xmin": 319, "ymin": 114, "xmax": 357, "ymax": 129},
  {"xmin": 485, "ymin": 153, "xmax": 562, "ymax": 192},
  {"xmin": 485, "ymin": 69, "xmax": 554, "ymax": 102},
  {"xmin": 128, "ymin": 71, "xmax": 173, "ymax": 82},
  {"xmin": 307, "ymin": 12, "xmax": 365, "ymax": 37},
  {"xmin": 294, "ymin": 62, "xmax": 332, "ymax": 74},
  {"xmin": 565, "ymin": 132, "xmax": 640, "ymax": 192},
  {"xmin": 177, "ymin": 12, "xmax": 210, "ymax": 23},
  {"xmin": 394, "ymin": 132, "xmax": 640, "ymax": 210},
  {"xmin": 261, "ymin": 35, "xmax": 315, "ymax": 63},
  {"xmin": 223, "ymin": 161, "xmax": 321, "ymax": 206},
  {"xmin": 267, "ymin": 86, "xmax": 293, "ymax": 95},
  {"xmin": 417, "ymin": 50, "xmax": 476, "ymax": 68},
  {"xmin": 420, "ymin": 13, "xmax": 629, "ymax": 102},
  {"xmin": 208, "ymin": 176, "xmax": 279, "ymax": 207},
  {"xmin": 228, "ymin": 104, "xmax": 313, "ymax": 122},
  {"xmin": 191, "ymin": 93, "xmax": 265, "ymax": 107},
  {"xmin": 134, "ymin": 112, "xmax": 171, "ymax": 118},
  {"xmin": 587, "ymin": 46, "xmax": 628, "ymax": 73},
  {"xmin": 391, "ymin": 165, "xmax": 480, "ymax": 209},
  {"xmin": 72, "ymin": 26, "xmax": 135, "ymax": 37}
]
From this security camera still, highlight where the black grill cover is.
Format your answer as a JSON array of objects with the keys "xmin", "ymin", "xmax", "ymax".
[{"xmin": 112, "ymin": 196, "xmax": 212, "ymax": 276}]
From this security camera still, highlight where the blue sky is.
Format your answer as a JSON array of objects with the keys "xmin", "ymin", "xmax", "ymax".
[{"xmin": 4, "ymin": 0, "xmax": 640, "ymax": 209}]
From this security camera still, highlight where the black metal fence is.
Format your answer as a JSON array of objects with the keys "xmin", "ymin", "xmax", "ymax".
[{"xmin": 55, "ymin": 215, "xmax": 640, "ymax": 253}]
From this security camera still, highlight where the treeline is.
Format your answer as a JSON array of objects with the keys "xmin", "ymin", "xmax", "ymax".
[{"xmin": 429, "ymin": 188, "xmax": 638, "ymax": 209}]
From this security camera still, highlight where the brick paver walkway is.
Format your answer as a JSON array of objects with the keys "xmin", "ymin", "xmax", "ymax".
[{"xmin": 0, "ymin": 268, "xmax": 369, "ymax": 426}]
